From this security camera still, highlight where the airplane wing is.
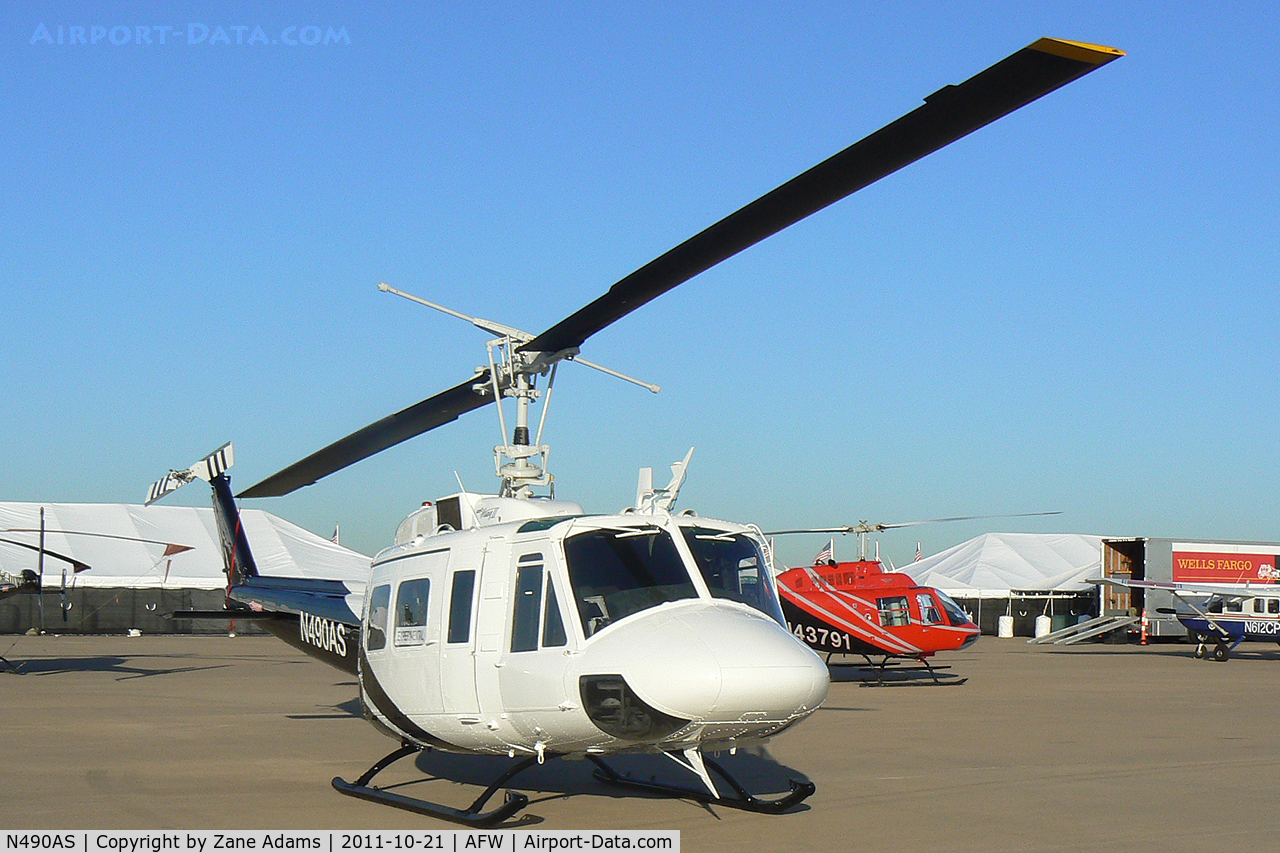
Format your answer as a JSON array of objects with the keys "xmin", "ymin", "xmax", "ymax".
[{"xmin": 1091, "ymin": 577, "xmax": 1278, "ymax": 600}]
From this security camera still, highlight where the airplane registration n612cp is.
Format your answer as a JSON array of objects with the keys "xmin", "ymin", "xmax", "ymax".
[{"xmin": 149, "ymin": 37, "xmax": 1122, "ymax": 825}]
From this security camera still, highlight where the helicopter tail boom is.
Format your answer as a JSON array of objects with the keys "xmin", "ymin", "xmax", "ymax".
[{"xmin": 152, "ymin": 444, "xmax": 363, "ymax": 673}]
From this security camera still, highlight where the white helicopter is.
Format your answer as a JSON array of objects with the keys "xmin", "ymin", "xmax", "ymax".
[{"xmin": 148, "ymin": 38, "xmax": 1122, "ymax": 825}]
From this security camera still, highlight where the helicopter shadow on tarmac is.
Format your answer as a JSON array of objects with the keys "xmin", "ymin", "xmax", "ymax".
[
  {"xmin": 0, "ymin": 642, "xmax": 239, "ymax": 679},
  {"xmin": 825, "ymin": 659, "xmax": 970, "ymax": 687},
  {"xmin": 286, "ymin": 691, "xmax": 363, "ymax": 720}
]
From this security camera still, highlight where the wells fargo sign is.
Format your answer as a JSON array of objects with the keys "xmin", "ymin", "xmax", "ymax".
[{"xmin": 1172, "ymin": 548, "xmax": 1280, "ymax": 583}]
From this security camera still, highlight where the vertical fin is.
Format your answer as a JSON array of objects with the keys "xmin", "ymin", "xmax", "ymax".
[
  {"xmin": 209, "ymin": 471, "xmax": 259, "ymax": 586},
  {"xmin": 146, "ymin": 442, "xmax": 257, "ymax": 587}
]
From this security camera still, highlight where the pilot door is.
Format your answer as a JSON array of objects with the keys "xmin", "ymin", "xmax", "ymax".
[
  {"xmin": 439, "ymin": 557, "xmax": 481, "ymax": 714},
  {"xmin": 496, "ymin": 548, "xmax": 576, "ymax": 726}
]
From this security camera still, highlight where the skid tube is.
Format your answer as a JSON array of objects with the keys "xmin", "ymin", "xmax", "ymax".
[
  {"xmin": 332, "ymin": 742, "xmax": 535, "ymax": 827},
  {"xmin": 827, "ymin": 652, "xmax": 966, "ymax": 686},
  {"xmin": 587, "ymin": 754, "xmax": 814, "ymax": 814}
]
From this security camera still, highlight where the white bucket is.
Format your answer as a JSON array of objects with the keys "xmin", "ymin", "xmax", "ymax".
[
  {"xmin": 1034, "ymin": 614, "xmax": 1052, "ymax": 638},
  {"xmin": 997, "ymin": 615, "xmax": 1014, "ymax": 638}
]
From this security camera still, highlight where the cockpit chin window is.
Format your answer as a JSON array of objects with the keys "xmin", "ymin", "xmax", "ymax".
[
  {"xmin": 563, "ymin": 526, "xmax": 697, "ymax": 638},
  {"xmin": 680, "ymin": 527, "xmax": 787, "ymax": 627}
]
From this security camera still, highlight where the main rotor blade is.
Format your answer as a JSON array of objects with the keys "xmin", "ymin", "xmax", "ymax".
[
  {"xmin": 2, "ymin": 528, "xmax": 192, "ymax": 553},
  {"xmin": 765, "ymin": 511, "xmax": 1062, "ymax": 536},
  {"xmin": 520, "ymin": 38, "xmax": 1122, "ymax": 356},
  {"xmin": 872, "ymin": 510, "xmax": 1062, "ymax": 531},
  {"xmin": 0, "ymin": 538, "xmax": 90, "ymax": 574},
  {"xmin": 238, "ymin": 371, "xmax": 493, "ymax": 498}
]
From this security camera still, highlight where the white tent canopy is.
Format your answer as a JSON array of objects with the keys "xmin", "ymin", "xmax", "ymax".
[
  {"xmin": 905, "ymin": 532, "xmax": 1103, "ymax": 598},
  {"xmin": 1, "ymin": 502, "xmax": 370, "ymax": 590}
]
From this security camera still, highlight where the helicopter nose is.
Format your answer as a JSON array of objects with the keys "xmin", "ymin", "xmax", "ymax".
[{"xmin": 583, "ymin": 601, "xmax": 829, "ymax": 726}]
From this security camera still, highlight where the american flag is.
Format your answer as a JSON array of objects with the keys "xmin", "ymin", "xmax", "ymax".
[
  {"xmin": 814, "ymin": 539, "xmax": 834, "ymax": 565},
  {"xmin": 331, "ymin": 523, "xmax": 341, "ymax": 545},
  {"xmin": 915, "ymin": 541, "xmax": 922, "ymax": 562}
]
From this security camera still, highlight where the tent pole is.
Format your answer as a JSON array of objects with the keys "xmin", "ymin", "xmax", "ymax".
[{"xmin": 37, "ymin": 507, "xmax": 46, "ymax": 635}]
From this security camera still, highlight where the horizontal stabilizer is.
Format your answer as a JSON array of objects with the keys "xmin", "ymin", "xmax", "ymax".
[
  {"xmin": 167, "ymin": 609, "xmax": 281, "ymax": 621},
  {"xmin": 228, "ymin": 581, "xmax": 362, "ymax": 626}
]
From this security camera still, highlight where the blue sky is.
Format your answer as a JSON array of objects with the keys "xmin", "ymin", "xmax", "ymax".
[{"xmin": 3, "ymin": 2, "xmax": 1279, "ymax": 567}]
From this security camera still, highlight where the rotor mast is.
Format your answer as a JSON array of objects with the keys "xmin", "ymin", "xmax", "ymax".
[
  {"xmin": 487, "ymin": 340, "xmax": 553, "ymax": 499},
  {"xmin": 380, "ymin": 282, "xmax": 656, "ymax": 499}
]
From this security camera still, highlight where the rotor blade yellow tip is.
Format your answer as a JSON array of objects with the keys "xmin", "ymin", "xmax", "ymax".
[{"xmin": 1031, "ymin": 37, "xmax": 1125, "ymax": 65}]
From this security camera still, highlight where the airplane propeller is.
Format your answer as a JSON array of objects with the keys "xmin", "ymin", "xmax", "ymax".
[{"xmin": 239, "ymin": 38, "xmax": 1123, "ymax": 500}]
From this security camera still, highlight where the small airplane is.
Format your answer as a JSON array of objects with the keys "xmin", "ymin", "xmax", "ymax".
[
  {"xmin": 1, "ymin": 558, "xmax": 81, "ymax": 672},
  {"xmin": 149, "ymin": 38, "xmax": 1122, "ymax": 824},
  {"xmin": 1, "ymin": 522, "xmax": 190, "ymax": 672},
  {"xmin": 0, "ymin": 528, "xmax": 89, "ymax": 621},
  {"xmin": 1, "ymin": 523, "xmax": 192, "ymax": 610},
  {"xmin": 1096, "ymin": 577, "xmax": 1280, "ymax": 661}
]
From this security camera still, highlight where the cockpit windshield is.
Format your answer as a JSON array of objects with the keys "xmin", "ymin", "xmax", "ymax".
[
  {"xmin": 563, "ymin": 526, "xmax": 697, "ymax": 638},
  {"xmin": 680, "ymin": 527, "xmax": 787, "ymax": 627},
  {"xmin": 934, "ymin": 589, "xmax": 974, "ymax": 627}
]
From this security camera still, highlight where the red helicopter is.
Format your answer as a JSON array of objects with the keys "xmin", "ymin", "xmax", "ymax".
[
  {"xmin": 775, "ymin": 558, "xmax": 978, "ymax": 683},
  {"xmin": 767, "ymin": 515, "xmax": 1056, "ymax": 682}
]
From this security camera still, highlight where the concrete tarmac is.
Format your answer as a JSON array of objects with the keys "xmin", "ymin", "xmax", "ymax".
[{"xmin": 4, "ymin": 634, "xmax": 1280, "ymax": 852}]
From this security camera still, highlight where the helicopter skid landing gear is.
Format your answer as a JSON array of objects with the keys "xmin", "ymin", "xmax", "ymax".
[
  {"xmin": 829, "ymin": 654, "xmax": 965, "ymax": 687},
  {"xmin": 332, "ymin": 743, "xmax": 534, "ymax": 827},
  {"xmin": 587, "ymin": 754, "xmax": 814, "ymax": 814}
]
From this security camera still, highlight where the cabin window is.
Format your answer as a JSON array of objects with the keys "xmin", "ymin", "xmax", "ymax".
[
  {"xmin": 917, "ymin": 593, "xmax": 942, "ymax": 625},
  {"xmin": 564, "ymin": 526, "xmax": 696, "ymax": 638},
  {"xmin": 394, "ymin": 578, "xmax": 430, "ymax": 645},
  {"xmin": 877, "ymin": 595, "xmax": 910, "ymax": 627},
  {"xmin": 1209, "ymin": 599, "xmax": 1224, "ymax": 614},
  {"xmin": 681, "ymin": 527, "xmax": 786, "ymax": 626},
  {"xmin": 1255, "ymin": 599, "xmax": 1266, "ymax": 614},
  {"xmin": 366, "ymin": 584, "xmax": 391, "ymax": 651},
  {"xmin": 543, "ymin": 577, "xmax": 568, "ymax": 647},
  {"xmin": 435, "ymin": 496, "xmax": 463, "ymax": 532},
  {"xmin": 512, "ymin": 561, "xmax": 544, "ymax": 652},
  {"xmin": 1226, "ymin": 599, "xmax": 1243, "ymax": 613},
  {"xmin": 1270, "ymin": 599, "xmax": 1279, "ymax": 615},
  {"xmin": 447, "ymin": 570, "xmax": 476, "ymax": 643}
]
